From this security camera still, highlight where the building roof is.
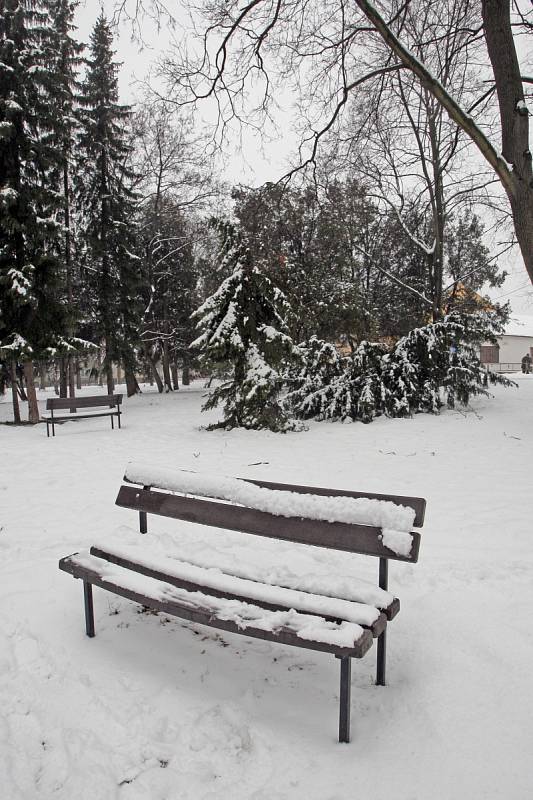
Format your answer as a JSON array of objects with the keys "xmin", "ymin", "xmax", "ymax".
[{"xmin": 504, "ymin": 314, "xmax": 533, "ymax": 337}]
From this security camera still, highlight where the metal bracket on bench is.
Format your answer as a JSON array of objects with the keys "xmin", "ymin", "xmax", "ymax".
[{"xmin": 139, "ymin": 486, "xmax": 151, "ymax": 534}]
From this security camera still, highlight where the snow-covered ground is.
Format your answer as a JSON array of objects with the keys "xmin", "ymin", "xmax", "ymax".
[{"xmin": 1, "ymin": 378, "xmax": 532, "ymax": 799}]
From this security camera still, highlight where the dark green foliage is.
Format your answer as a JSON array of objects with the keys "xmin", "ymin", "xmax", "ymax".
[
  {"xmin": 192, "ymin": 221, "xmax": 298, "ymax": 431},
  {"xmin": 288, "ymin": 310, "xmax": 514, "ymax": 424},
  {"xmin": 0, "ymin": 0, "xmax": 67, "ymax": 359},
  {"xmin": 76, "ymin": 13, "xmax": 141, "ymax": 389}
]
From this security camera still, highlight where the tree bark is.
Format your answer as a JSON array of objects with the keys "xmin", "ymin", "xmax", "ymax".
[
  {"xmin": 106, "ymin": 362, "xmax": 115, "ymax": 395},
  {"xmin": 182, "ymin": 355, "xmax": 190, "ymax": 386},
  {"xmin": 10, "ymin": 360, "xmax": 21, "ymax": 424},
  {"xmin": 171, "ymin": 361, "xmax": 180, "ymax": 390},
  {"xmin": 162, "ymin": 339, "xmax": 173, "ymax": 392},
  {"xmin": 125, "ymin": 365, "xmax": 141, "ymax": 397},
  {"xmin": 39, "ymin": 361, "xmax": 47, "ymax": 390},
  {"xmin": 59, "ymin": 357, "xmax": 68, "ymax": 398},
  {"xmin": 23, "ymin": 361, "xmax": 40, "ymax": 423},
  {"xmin": 75, "ymin": 358, "xmax": 82, "ymax": 389}
]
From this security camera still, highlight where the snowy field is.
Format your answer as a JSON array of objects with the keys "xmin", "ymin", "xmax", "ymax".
[{"xmin": 1, "ymin": 378, "xmax": 533, "ymax": 800}]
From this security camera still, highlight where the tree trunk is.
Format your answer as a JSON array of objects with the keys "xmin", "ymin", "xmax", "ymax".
[
  {"xmin": 171, "ymin": 361, "xmax": 179, "ymax": 390},
  {"xmin": 68, "ymin": 354, "xmax": 76, "ymax": 399},
  {"xmin": 17, "ymin": 369, "xmax": 27, "ymax": 401},
  {"xmin": 150, "ymin": 358, "xmax": 164, "ymax": 393},
  {"xmin": 125, "ymin": 365, "xmax": 141, "ymax": 397},
  {"xmin": 182, "ymin": 358, "xmax": 190, "ymax": 386},
  {"xmin": 75, "ymin": 358, "xmax": 82, "ymax": 389},
  {"xmin": 106, "ymin": 362, "xmax": 115, "ymax": 395},
  {"xmin": 24, "ymin": 361, "xmax": 40, "ymax": 423},
  {"xmin": 39, "ymin": 361, "xmax": 47, "ymax": 390},
  {"xmin": 10, "ymin": 360, "xmax": 21, "ymax": 424},
  {"xmin": 162, "ymin": 339, "xmax": 173, "ymax": 392},
  {"xmin": 59, "ymin": 357, "xmax": 68, "ymax": 398}
]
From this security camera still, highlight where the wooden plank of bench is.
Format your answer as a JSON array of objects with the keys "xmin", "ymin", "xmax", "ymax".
[
  {"xmin": 46, "ymin": 395, "xmax": 122, "ymax": 410},
  {"xmin": 44, "ymin": 411, "xmax": 119, "ymax": 421},
  {"xmin": 238, "ymin": 478, "xmax": 426, "ymax": 527},
  {"xmin": 116, "ymin": 485, "xmax": 421, "ymax": 563},
  {"xmin": 59, "ymin": 555, "xmax": 374, "ymax": 658},
  {"xmin": 90, "ymin": 546, "xmax": 389, "ymax": 637}
]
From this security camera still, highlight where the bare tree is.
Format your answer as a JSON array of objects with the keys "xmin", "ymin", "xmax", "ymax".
[
  {"xmin": 134, "ymin": 101, "xmax": 216, "ymax": 389},
  {"xmin": 138, "ymin": 0, "xmax": 532, "ymax": 284}
]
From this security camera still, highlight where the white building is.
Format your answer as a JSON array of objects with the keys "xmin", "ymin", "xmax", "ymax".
[{"xmin": 481, "ymin": 314, "xmax": 533, "ymax": 372}]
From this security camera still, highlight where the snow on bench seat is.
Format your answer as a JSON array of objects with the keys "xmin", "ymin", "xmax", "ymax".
[
  {"xmin": 92, "ymin": 527, "xmax": 397, "ymax": 616},
  {"xmin": 89, "ymin": 540, "xmax": 386, "ymax": 631},
  {"xmin": 60, "ymin": 551, "xmax": 374, "ymax": 655},
  {"xmin": 125, "ymin": 462, "xmax": 415, "ymax": 557}
]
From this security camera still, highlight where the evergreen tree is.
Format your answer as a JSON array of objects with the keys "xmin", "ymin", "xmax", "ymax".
[
  {"xmin": 76, "ymin": 13, "xmax": 141, "ymax": 395},
  {"xmin": 287, "ymin": 337, "xmax": 350, "ymax": 421},
  {"xmin": 0, "ymin": 0, "xmax": 68, "ymax": 421},
  {"xmin": 46, "ymin": 0, "xmax": 84, "ymax": 398},
  {"xmin": 288, "ymin": 310, "xmax": 513, "ymax": 425},
  {"xmin": 192, "ymin": 221, "xmax": 298, "ymax": 431}
]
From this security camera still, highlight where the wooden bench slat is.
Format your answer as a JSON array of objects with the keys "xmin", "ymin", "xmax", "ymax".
[
  {"xmin": 116, "ymin": 485, "xmax": 421, "ymax": 563},
  {"xmin": 43, "ymin": 411, "xmax": 121, "ymax": 421},
  {"xmin": 59, "ymin": 555, "xmax": 374, "ymax": 658},
  {"xmin": 46, "ymin": 394, "xmax": 122, "ymax": 410},
  {"xmin": 238, "ymin": 478, "xmax": 426, "ymax": 527},
  {"xmin": 90, "ymin": 546, "xmax": 389, "ymax": 637}
]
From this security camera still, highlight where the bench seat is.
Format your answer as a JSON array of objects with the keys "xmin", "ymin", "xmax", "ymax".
[
  {"xmin": 43, "ymin": 409, "xmax": 120, "ymax": 421},
  {"xmin": 59, "ymin": 551, "xmax": 374, "ymax": 658}
]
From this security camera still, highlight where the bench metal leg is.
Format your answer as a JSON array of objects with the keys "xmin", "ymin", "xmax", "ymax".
[
  {"xmin": 117, "ymin": 409, "xmax": 121, "ymax": 429},
  {"xmin": 46, "ymin": 421, "xmax": 49, "ymax": 438},
  {"xmin": 376, "ymin": 630, "xmax": 387, "ymax": 686},
  {"xmin": 377, "ymin": 557, "xmax": 388, "ymax": 685},
  {"xmin": 111, "ymin": 415, "xmax": 114, "ymax": 430},
  {"xmin": 338, "ymin": 655, "xmax": 351, "ymax": 743},
  {"xmin": 83, "ymin": 580, "xmax": 95, "ymax": 638}
]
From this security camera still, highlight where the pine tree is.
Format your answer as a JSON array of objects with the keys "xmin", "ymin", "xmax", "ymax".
[
  {"xmin": 45, "ymin": 0, "xmax": 84, "ymax": 398},
  {"xmin": 0, "ymin": 0, "xmax": 67, "ymax": 422},
  {"xmin": 192, "ymin": 221, "xmax": 298, "ymax": 431},
  {"xmin": 76, "ymin": 13, "xmax": 141, "ymax": 395}
]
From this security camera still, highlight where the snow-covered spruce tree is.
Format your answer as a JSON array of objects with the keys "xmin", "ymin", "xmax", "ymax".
[
  {"xmin": 192, "ymin": 221, "xmax": 298, "ymax": 431},
  {"xmin": 76, "ymin": 13, "xmax": 141, "ymax": 396},
  {"xmin": 286, "ymin": 336, "xmax": 349, "ymax": 420},
  {"xmin": 0, "ymin": 0, "xmax": 69, "ymax": 422},
  {"xmin": 441, "ymin": 309, "xmax": 514, "ymax": 407},
  {"xmin": 383, "ymin": 308, "xmax": 514, "ymax": 416},
  {"xmin": 351, "ymin": 340, "xmax": 388, "ymax": 423}
]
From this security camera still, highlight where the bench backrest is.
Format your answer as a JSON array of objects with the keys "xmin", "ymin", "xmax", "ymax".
[
  {"xmin": 46, "ymin": 394, "xmax": 122, "ymax": 410},
  {"xmin": 118, "ymin": 470, "xmax": 424, "ymax": 564}
]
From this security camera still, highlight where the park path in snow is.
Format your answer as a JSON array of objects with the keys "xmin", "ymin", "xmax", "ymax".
[{"xmin": 1, "ymin": 378, "xmax": 532, "ymax": 799}]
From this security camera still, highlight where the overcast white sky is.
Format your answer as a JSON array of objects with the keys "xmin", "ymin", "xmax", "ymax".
[{"xmin": 74, "ymin": 0, "xmax": 533, "ymax": 314}]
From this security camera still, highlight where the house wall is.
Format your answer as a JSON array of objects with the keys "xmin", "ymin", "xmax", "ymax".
[{"xmin": 483, "ymin": 335, "xmax": 533, "ymax": 371}]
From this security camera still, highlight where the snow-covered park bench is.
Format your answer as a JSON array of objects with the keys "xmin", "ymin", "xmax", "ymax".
[
  {"xmin": 58, "ymin": 464, "xmax": 425, "ymax": 743},
  {"xmin": 44, "ymin": 394, "xmax": 123, "ymax": 437}
]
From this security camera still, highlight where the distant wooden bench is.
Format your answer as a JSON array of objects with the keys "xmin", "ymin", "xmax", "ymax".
[
  {"xmin": 59, "ymin": 467, "xmax": 425, "ymax": 742},
  {"xmin": 44, "ymin": 394, "xmax": 123, "ymax": 437}
]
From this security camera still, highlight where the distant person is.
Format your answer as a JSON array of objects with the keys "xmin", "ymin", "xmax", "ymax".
[{"xmin": 521, "ymin": 353, "xmax": 531, "ymax": 374}]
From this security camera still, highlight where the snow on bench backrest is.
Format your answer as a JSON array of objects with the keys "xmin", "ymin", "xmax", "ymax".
[{"xmin": 122, "ymin": 463, "xmax": 422, "ymax": 561}]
